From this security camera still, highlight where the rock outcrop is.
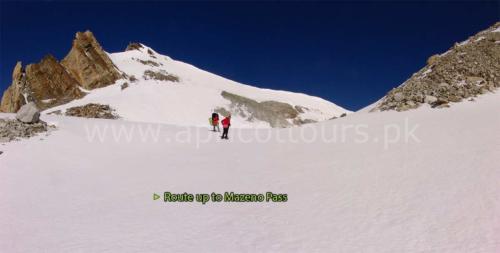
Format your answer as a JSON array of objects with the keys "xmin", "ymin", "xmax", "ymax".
[
  {"xmin": 0, "ymin": 118, "xmax": 52, "ymax": 142},
  {"xmin": 0, "ymin": 62, "xmax": 26, "ymax": 112},
  {"xmin": 0, "ymin": 31, "xmax": 121, "ymax": 113},
  {"xmin": 0, "ymin": 56, "xmax": 84, "ymax": 112},
  {"xmin": 125, "ymin": 42, "xmax": 144, "ymax": 51},
  {"xmin": 65, "ymin": 103, "xmax": 119, "ymax": 119},
  {"xmin": 143, "ymin": 70, "xmax": 179, "ymax": 82},
  {"xmin": 374, "ymin": 22, "xmax": 500, "ymax": 111},
  {"xmin": 61, "ymin": 31, "xmax": 122, "ymax": 90},
  {"xmin": 25, "ymin": 55, "xmax": 84, "ymax": 109},
  {"xmin": 16, "ymin": 102, "xmax": 40, "ymax": 123},
  {"xmin": 218, "ymin": 91, "xmax": 315, "ymax": 127}
]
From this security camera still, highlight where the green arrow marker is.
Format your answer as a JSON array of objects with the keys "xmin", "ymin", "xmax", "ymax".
[{"xmin": 153, "ymin": 193, "xmax": 161, "ymax": 200}]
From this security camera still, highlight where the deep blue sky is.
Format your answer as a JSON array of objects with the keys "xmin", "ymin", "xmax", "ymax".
[{"xmin": 0, "ymin": 1, "xmax": 498, "ymax": 110}]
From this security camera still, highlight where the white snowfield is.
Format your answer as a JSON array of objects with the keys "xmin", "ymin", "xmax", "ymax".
[
  {"xmin": 45, "ymin": 45, "xmax": 349, "ymax": 128},
  {"xmin": 1, "ymin": 91, "xmax": 499, "ymax": 252}
]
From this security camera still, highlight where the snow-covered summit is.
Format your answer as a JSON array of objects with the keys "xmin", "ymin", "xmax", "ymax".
[{"xmin": 45, "ymin": 42, "xmax": 349, "ymax": 128}]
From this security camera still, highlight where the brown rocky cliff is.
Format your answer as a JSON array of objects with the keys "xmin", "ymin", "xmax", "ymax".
[
  {"xmin": 0, "ymin": 62, "xmax": 26, "ymax": 112},
  {"xmin": 61, "ymin": 31, "xmax": 122, "ymax": 89},
  {"xmin": 25, "ymin": 55, "xmax": 84, "ymax": 110},
  {"xmin": 1, "ymin": 30, "xmax": 123, "ymax": 112},
  {"xmin": 0, "ymin": 55, "xmax": 85, "ymax": 112}
]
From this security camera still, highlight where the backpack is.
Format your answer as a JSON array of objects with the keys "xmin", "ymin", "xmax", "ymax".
[{"xmin": 212, "ymin": 113, "xmax": 219, "ymax": 120}]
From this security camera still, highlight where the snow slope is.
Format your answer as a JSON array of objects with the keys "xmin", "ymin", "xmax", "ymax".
[
  {"xmin": 45, "ymin": 45, "xmax": 349, "ymax": 128},
  {"xmin": 1, "ymin": 91, "xmax": 499, "ymax": 252}
]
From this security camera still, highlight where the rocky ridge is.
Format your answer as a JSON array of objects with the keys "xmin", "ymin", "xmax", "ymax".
[
  {"xmin": 0, "ymin": 31, "xmax": 121, "ymax": 113},
  {"xmin": 373, "ymin": 22, "xmax": 500, "ymax": 112},
  {"xmin": 61, "ymin": 31, "xmax": 122, "ymax": 90}
]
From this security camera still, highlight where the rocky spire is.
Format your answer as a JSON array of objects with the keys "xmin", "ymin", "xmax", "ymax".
[
  {"xmin": 0, "ymin": 62, "xmax": 26, "ymax": 112},
  {"xmin": 61, "ymin": 31, "xmax": 121, "ymax": 90},
  {"xmin": 0, "ymin": 55, "xmax": 85, "ymax": 113},
  {"xmin": 1, "ymin": 30, "xmax": 122, "ymax": 112}
]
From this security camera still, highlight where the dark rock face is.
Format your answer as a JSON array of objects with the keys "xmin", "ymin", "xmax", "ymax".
[
  {"xmin": 65, "ymin": 103, "xmax": 119, "ymax": 119},
  {"xmin": 0, "ymin": 30, "xmax": 121, "ymax": 113},
  {"xmin": 61, "ymin": 31, "xmax": 122, "ymax": 90},
  {"xmin": 125, "ymin": 42, "xmax": 144, "ymax": 51},
  {"xmin": 143, "ymin": 70, "xmax": 179, "ymax": 82},
  {"xmin": 374, "ymin": 22, "xmax": 500, "ymax": 112},
  {"xmin": 135, "ymin": 58, "xmax": 161, "ymax": 67}
]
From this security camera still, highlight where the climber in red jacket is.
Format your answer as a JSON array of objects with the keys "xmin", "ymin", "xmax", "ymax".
[{"xmin": 221, "ymin": 115, "xmax": 231, "ymax": 139}]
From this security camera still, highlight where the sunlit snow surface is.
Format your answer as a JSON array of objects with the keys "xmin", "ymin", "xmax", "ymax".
[{"xmin": 1, "ymin": 91, "xmax": 499, "ymax": 252}]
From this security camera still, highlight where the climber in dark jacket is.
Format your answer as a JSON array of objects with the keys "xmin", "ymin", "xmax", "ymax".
[{"xmin": 211, "ymin": 113, "xmax": 220, "ymax": 132}]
